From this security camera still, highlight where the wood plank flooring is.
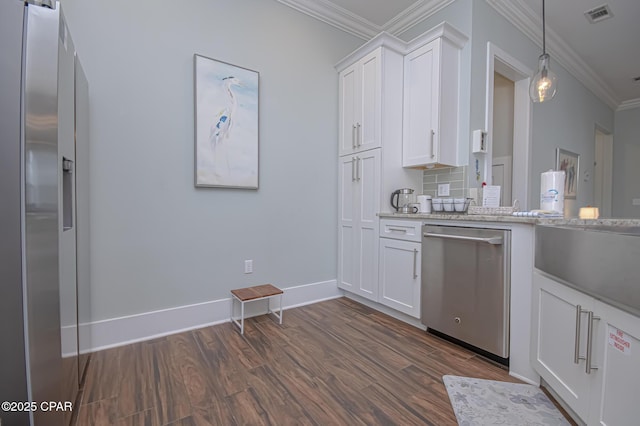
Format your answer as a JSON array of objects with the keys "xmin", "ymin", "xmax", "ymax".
[{"xmin": 75, "ymin": 297, "xmax": 573, "ymax": 425}]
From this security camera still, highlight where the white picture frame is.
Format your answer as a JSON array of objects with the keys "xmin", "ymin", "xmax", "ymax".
[{"xmin": 194, "ymin": 54, "xmax": 259, "ymax": 189}]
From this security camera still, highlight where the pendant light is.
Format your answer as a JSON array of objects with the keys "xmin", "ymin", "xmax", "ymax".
[{"xmin": 530, "ymin": 0, "xmax": 557, "ymax": 103}]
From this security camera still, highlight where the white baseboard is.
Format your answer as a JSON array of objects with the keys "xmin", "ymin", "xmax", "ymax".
[
  {"xmin": 509, "ymin": 371, "xmax": 539, "ymax": 386},
  {"xmin": 81, "ymin": 279, "xmax": 341, "ymax": 353},
  {"xmin": 343, "ymin": 292, "xmax": 426, "ymax": 330}
]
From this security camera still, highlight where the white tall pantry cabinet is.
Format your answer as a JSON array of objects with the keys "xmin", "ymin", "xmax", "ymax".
[
  {"xmin": 336, "ymin": 25, "xmax": 466, "ymax": 307},
  {"xmin": 336, "ymin": 34, "xmax": 420, "ymax": 302}
]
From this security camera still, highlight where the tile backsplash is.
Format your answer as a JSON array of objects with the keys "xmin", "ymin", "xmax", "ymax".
[{"xmin": 422, "ymin": 165, "xmax": 468, "ymax": 198}]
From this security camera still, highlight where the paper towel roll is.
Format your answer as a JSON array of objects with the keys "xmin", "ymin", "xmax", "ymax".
[{"xmin": 540, "ymin": 170, "xmax": 565, "ymax": 213}]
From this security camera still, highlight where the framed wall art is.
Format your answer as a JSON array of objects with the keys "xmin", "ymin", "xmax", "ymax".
[
  {"xmin": 556, "ymin": 148, "xmax": 579, "ymax": 199},
  {"xmin": 194, "ymin": 54, "xmax": 259, "ymax": 189}
]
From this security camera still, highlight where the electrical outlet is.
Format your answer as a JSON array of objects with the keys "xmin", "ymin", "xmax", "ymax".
[
  {"xmin": 438, "ymin": 183, "xmax": 450, "ymax": 196},
  {"xmin": 632, "ymin": 198, "xmax": 640, "ymax": 206},
  {"xmin": 244, "ymin": 260, "xmax": 253, "ymax": 274}
]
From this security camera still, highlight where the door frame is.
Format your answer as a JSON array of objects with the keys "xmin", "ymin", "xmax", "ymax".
[
  {"xmin": 492, "ymin": 155, "xmax": 513, "ymax": 207},
  {"xmin": 594, "ymin": 124, "xmax": 613, "ymax": 217},
  {"xmin": 484, "ymin": 43, "xmax": 533, "ymax": 210}
]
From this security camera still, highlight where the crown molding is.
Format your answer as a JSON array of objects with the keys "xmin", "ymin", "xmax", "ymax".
[
  {"xmin": 385, "ymin": 0, "xmax": 456, "ymax": 36},
  {"xmin": 277, "ymin": 0, "xmax": 379, "ymax": 40},
  {"xmin": 405, "ymin": 21, "xmax": 468, "ymax": 51},
  {"xmin": 486, "ymin": 0, "xmax": 620, "ymax": 110},
  {"xmin": 617, "ymin": 98, "xmax": 640, "ymax": 112},
  {"xmin": 334, "ymin": 32, "xmax": 406, "ymax": 71},
  {"xmin": 278, "ymin": 0, "xmax": 455, "ymax": 40}
]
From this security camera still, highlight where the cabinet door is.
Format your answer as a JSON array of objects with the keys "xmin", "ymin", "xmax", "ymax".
[
  {"xmin": 358, "ymin": 49, "xmax": 381, "ymax": 153},
  {"xmin": 338, "ymin": 156, "xmax": 357, "ymax": 291},
  {"xmin": 379, "ymin": 238, "xmax": 421, "ymax": 318},
  {"xmin": 354, "ymin": 149, "xmax": 380, "ymax": 300},
  {"xmin": 531, "ymin": 271, "xmax": 594, "ymax": 421},
  {"xmin": 339, "ymin": 64, "xmax": 359, "ymax": 156},
  {"xmin": 339, "ymin": 50, "xmax": 381, "ymax": 156},
  {"xmin": 588, "ymin": 301, "xmax": 640, "ymax": 426},
  {"xmin": 403, "ymin": 40, "xmax": 440, "ymax": 167}
]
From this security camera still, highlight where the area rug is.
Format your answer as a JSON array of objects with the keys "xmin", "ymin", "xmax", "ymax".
[{"xmin": 443, "ymin": 375, "xmax": 570, "ymax": 425}]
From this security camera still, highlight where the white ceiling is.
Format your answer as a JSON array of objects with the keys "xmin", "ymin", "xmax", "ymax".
[{"xmin": 278, "ymin": 0, "xmax": 640, "ymax": 110}]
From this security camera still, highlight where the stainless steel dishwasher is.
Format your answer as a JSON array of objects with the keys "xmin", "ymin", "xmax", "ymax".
[{"xmin": 421, "ymin": 225, "xmax": 511, "ymax": 364}]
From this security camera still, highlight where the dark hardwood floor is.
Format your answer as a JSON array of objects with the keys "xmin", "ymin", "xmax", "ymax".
[{"xmin": 75, "ymin": 297, "xmax": 571, "ymax": 425}]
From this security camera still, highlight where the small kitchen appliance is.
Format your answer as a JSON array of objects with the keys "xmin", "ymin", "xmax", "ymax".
[
  {"xmin": 417, "ymin": 195, "xmax": 432, "ymax": 213},
  {"xmin": 391, "ymin": 188, "xmax": 417, "ymax": 213}
]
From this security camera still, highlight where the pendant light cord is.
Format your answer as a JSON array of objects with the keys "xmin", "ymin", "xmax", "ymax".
[{"xmin": 542, "ymin": 0, "xmax": 546, "ymax": 54}]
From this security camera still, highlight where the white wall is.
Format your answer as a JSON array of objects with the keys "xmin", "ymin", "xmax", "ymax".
[
  {"xmin": 60, "ymin": 0, "xmax": 363, "ymax": 323},
  {"xmin": 613, "ymin": 107, "xmax": 640, "ymax": 218},
  {"xmin": 469, "ymin": 1, "xmax": 614, "ymax": 215}
]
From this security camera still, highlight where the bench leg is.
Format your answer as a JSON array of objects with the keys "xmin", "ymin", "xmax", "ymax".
[
  {"xmin": 231, "ymin": 296, "xmax": 246, "ymax": 335},
  {"xmin": 240, "ymin": 300, "xmax": 245, "ymax": 334},
  {"xmin": 267, "ymin": 294, "xmax": 283, "ymax": 325}
]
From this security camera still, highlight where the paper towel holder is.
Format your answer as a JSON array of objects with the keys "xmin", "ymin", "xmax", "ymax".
[{"xmin": 472, "ymin": 129, "xmax": 487, "ymax": 153}]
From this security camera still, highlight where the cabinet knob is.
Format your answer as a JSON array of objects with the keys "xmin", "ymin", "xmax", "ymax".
[{"xmin": 454, "ymin": 317, "xmax": 461, "ymax": 324}]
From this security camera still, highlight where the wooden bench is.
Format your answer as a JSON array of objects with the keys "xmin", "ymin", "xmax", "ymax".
[{"xmin": 230, "ymin": 284, "xmax": 283, "ymax": 334}]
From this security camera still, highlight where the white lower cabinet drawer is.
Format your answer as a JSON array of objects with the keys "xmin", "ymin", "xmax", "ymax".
[{"xmin": 379, "ymin": 219, "xmax": 422, "ymax": 242}]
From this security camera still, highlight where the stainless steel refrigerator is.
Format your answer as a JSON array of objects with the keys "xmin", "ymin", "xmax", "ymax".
[{"xmin": 1, "ymin": 1, "xmax": 89, "ymax": 425}]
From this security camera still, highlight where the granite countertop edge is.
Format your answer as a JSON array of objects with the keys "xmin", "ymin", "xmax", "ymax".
[{"xmin": 378, "ymin": 213, "xmax": 640, "ymax": 227}]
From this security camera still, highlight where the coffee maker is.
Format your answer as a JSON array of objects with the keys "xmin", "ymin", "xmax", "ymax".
[{"xmin": 390, "ymin": 188, "xmax": 418, "ymax": 213}]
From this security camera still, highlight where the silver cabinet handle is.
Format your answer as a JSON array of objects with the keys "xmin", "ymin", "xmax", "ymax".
[
  {"xmin": 351, "ymin": 157, "xmax": 355, "ymax": 182},
  {"xmin": 413, "ymin": 248, "xmax": 418, "ymax": 279},
  {"xmin": 423, "ymin": 232, "xmax": 502, "ymax": 245},
  {"xmin": 586, "ymin": 311, "xmax": 600, "ymax": 374},
  {"xmin": 352, "ymin": 124, "xmax": 357, "ymax": 149},
  {"xmin": 356, "ymin": 157, "xmax": 361, "ymax": 181},
  {"xmin": 387, "ymin": 227, "xmax": 408, "ymax": 233},
  {"xmin": 357, "ymin": 123, "xmax": 362, "ymax": 147},
  {"xmin": 430, "ymin": 130, "xmax": 435, "ymax": 159},
  {"xmin": 574, "ymin": 305, "xmax": 585, "ymax": 364}
]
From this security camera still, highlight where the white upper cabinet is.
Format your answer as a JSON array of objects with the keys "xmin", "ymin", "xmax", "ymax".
[
  {"xmin": 339, "ymin": 48, "xmax": 382, "ymax": 156},
  {"xmin": 402, "ymin": 23, "xmax": 467, "ymax": 168}
]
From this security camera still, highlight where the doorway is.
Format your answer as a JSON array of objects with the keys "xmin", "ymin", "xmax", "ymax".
[
  {"xmin": 484, "ymin": 43, "xmax": 533, "ymax": 209},
  {"xmin": 491, "ymin": 73, "xmax": 514, "ymax": 207},
  {"xmin": 594, "ymin": 127, "xmax": 613, "ymax": 217}
]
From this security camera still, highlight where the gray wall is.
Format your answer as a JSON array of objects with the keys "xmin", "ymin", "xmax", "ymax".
[
  {"xmin": 404, "ymin": 0, "xmax": 615, "ymax": 215},
  {"xmin": 613, "ymin": 107, "xmax": 640, "ymax": 218},
  {"xmin": 469, "ymin": 0, "xmax": 614, "ymax": 215},
  {"xmin": 61, "ymin": 0, "xmax": 362, "ymax": 322}
]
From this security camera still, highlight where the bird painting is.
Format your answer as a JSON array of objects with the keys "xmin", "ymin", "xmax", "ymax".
[
  {"xmin": 195, "ymin": 54, "xmax": 258, "ymax": 188},
  {"xmin": 210, "ymin": 76, "xmax": 241, "ymax": 149}
]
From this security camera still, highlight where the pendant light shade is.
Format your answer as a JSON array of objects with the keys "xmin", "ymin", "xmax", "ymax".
[
  {"xmin": 530, "ymin": 0, "xmax": 557, "ymax": 103},
  {"xmin": 530, "ymin": 53, "xmax": 557, "ymax": 102}
]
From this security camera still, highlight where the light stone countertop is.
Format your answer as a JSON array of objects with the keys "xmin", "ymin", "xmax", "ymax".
[{"xmin": 378, "ymin": 212, "xmax": 640, "ymax": 227}]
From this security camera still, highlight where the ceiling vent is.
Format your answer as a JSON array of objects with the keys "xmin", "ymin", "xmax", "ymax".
[{"xmin": 584, "ymin": 4, "xmax": 613, "ymax": 23}]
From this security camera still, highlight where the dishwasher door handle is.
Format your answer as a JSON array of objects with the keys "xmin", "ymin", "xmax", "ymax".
[{"xmin": 423, "ymin": 232, "xmax": 503, "ymax": 245}]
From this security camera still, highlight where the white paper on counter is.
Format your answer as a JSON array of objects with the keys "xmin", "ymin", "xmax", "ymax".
[{"xmin": 482, "ymin": 185, "xmax": 501, "ymax": 207}]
